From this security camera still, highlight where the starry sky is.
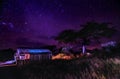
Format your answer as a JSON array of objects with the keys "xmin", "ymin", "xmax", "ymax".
[{"xmin": 0, "ymin": 0, "xmax": 120, "ymax": 49}]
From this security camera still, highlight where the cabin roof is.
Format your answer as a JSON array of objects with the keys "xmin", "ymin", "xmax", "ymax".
[{"xmin": 17, "ymin": 49, "xmax": 51, "ymax": 54}]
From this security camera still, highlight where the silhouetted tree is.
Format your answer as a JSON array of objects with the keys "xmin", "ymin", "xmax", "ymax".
[
  {"xmin": 54, "ymin": 29, "xmax": 77, "ymax": 53},
  {"xmin": 55, "ymin": 21, "xmax": 117, "ymax": 54},
  {"xmin": 0, "ymin": 48, "xmax": 16, "ymax": 61},
  {"xmin": 55, "ymin": 29, "xmax": 77, "ymax": 43},
  {"xmin": 78, "ymin": 21, "xmax": 116, "ymax": 54}
]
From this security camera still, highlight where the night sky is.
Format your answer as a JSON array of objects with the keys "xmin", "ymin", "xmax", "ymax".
[{"xmin": 0, "ymin": 0, "xmax": 120, "ymax": 49}]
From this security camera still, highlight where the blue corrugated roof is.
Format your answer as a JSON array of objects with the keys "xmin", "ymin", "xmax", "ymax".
[{"xmin": 17, "ymin": 49, "xmax": 51, "ymax": 54}]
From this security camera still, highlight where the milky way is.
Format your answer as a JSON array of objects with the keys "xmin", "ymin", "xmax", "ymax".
[{"xmin": 0, "ymin": 0, "xmax": 120, "ymax": 49}]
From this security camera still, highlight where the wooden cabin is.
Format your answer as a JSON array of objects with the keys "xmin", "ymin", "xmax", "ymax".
[{"xmin": 14, "ymin": 48, "xmax": 52, "ymax": 65}]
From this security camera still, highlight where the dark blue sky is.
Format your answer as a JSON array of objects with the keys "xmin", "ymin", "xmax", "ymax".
[{"xmin": 0, "ymin": 0, "xmax": 120, "ymax": 49}]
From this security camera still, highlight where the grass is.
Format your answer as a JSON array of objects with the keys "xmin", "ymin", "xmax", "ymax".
[{"xmin": 18, "ymin": 57, "xmax": 120, "ymax": 79}]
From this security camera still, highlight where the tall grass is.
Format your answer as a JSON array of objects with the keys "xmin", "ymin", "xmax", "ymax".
[{"xmin": 19, "ymin": 57, "xmax": 120, "ymax": 79}]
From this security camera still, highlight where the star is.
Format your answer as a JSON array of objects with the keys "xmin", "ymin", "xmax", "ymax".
[
  {"xmin": 39, "ymin": 14, "xmax": 42, "ymax": 17},
  {"xmin": 25, "ymin": 22, "xmax": 28, "ymax": 24},
  {"xmin": 8, "ymin": 23, "xmax": 14, "ymax": 28}
]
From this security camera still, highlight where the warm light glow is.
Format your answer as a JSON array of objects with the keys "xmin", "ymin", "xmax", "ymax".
[{"xmin": 52, "ymin": 53, "xmax": 73, "ymax": 60}]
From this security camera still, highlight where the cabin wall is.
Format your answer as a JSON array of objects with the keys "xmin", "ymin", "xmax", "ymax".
[
  {"xmin": 16, "ymin": 53, "xmax": 52, "ymax": 66},
  {"xmin": 30, "ymin": 54, "xmax": 52, "ymax": 61}
]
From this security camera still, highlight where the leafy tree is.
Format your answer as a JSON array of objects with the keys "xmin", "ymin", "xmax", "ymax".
[
  {"xmin": 55, "ymin": 21, "xmax": 117, "ymax": 54},
  {"xmin": 77, "ymin": 21, "xmax": 116, "ymax": 54},
  {"xmin": 54, "ymin": 29, "xmax": 77, "ymax": 53},
  {"xmin": 55, "ymin": 29, "xmax": 77, "ymax": 43}
]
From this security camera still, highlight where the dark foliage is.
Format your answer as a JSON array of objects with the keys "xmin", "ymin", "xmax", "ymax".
[{"xmin": 0, "ymin": 48, "xmax": 15, "ymax": 61}]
